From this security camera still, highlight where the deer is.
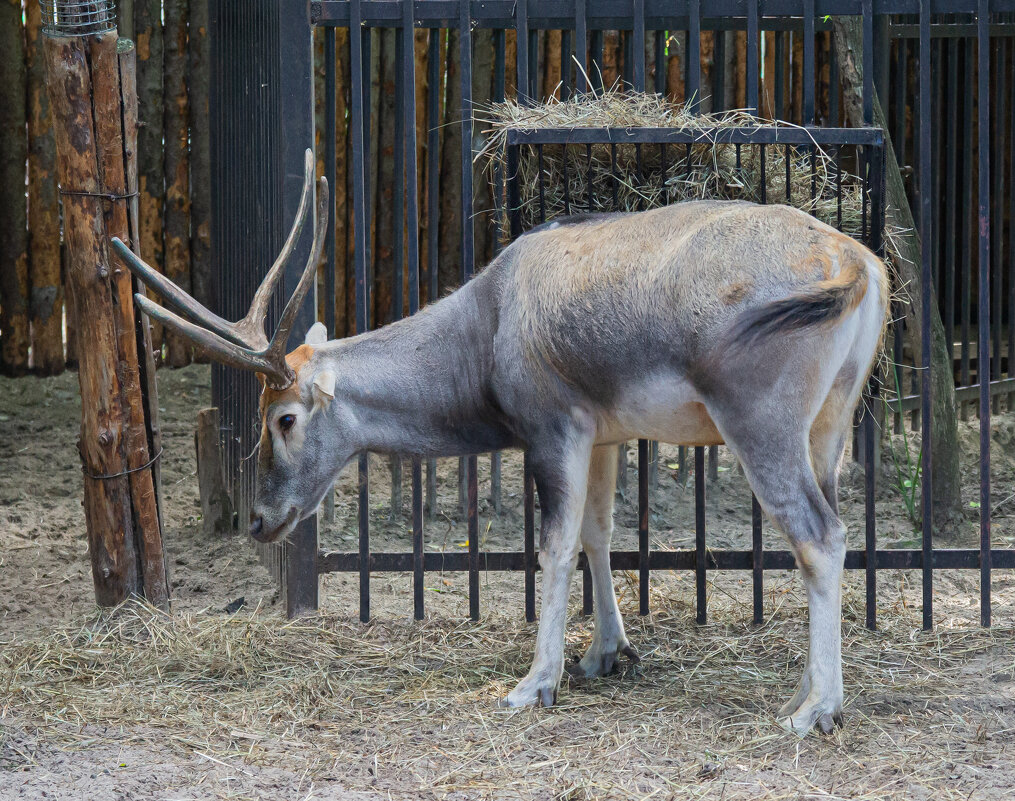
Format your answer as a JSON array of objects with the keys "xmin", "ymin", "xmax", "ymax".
[{"xmin": 112, "ymin": 149, "xmax": 888, "ymax": 735}]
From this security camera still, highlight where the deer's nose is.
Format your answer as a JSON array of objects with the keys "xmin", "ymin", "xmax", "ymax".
[{"xmin": 248, "ymin": 516, "xmax": 266, "ymax": 541}]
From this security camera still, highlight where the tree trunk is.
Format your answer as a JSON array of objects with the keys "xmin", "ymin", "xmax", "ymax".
[
  {"xmin": 162, "ymin": 0, "xmax": 192, "ymax": 367},
  {"xmin": 45, "ymin": 32, "xmax": 168, "ymax": 607},
  {"xmin": 832, "ymin": 16, "xmax": 962, "ymax": 532},
  {"xmin": 542, "ymin": 30, "xmax": 562, "ymax": 101},
  {"xmin": 188, "ymin": 0, "xmax": 213, "ymax": 312},
  {"xmin": 135, "ymin": 0, "xmax": 165, "ymax": 360},
  {"xmin": 26, "ymin": 0, "xmax": 65, "ymax": 375},
  {"xmin": 0, "ymin": 0, "xmax": 30, "ymax": 376}
]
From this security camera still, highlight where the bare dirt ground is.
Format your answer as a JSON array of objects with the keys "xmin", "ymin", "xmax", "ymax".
[{"xmin": 2, "ymin": 364, "xmax": 1015, "ymax": 800}]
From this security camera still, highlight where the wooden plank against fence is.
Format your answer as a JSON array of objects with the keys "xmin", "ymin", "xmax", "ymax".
[
  {"xmin": 0, "ymin": 0, "xmax": 30, "ymax": 376},
  {"xmin": 195, "ymin": 407, "xmax": 233, "ymax": 535},
  {"xmin": 26, "ymin": 0, "xmax": 65, "ymax": 375},
  {"xmin": 135, "ymin": 0, "xmax": 166, "ymax": 360}
]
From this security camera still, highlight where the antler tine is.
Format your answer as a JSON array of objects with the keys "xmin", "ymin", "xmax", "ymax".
[
  {"xmin": 133, "ymin": 292, "xmax": 291, "ymax": 387},
  {"xmin": 111, "ymin": 237, "xmax": 251, "ymax": 348},
  {"xmin": 239, "ymin": 148, "xmax": 317, "ymax": 346},
  {"xmin": 264, "ymin": 175, "xmax": 330, "ymax": 379}
]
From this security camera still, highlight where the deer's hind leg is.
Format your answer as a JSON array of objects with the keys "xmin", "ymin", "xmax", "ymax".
[
  {"xmin": 707, "ymin": 398, "xmax": 846, "ymax": 735},
  {"xmin": 569, "ymin": 444, "xmax": 640, "ymax": 678}
]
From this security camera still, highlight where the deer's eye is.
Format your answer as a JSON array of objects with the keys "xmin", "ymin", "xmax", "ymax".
[{"xmin": 278, "ymin": 414, "xmax": 296, "ymax": 433}]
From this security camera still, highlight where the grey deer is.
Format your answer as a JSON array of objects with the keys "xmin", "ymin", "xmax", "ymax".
[{"xmin": 113, "ymin": 150, "xmax": 888, "ymax": 734}]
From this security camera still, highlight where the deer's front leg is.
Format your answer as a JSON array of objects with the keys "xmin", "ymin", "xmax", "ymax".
[{"xmin": 501, "ymin": 422, "xmax": 594, "ymax": 708}]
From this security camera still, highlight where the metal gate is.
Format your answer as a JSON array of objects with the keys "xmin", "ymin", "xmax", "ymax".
[{"xmin": 212, "ymin": 1, "xmax": 1015, "ymax": 628}]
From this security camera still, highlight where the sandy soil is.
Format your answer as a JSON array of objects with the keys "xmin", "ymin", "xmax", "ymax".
[{"xmin": 2, "ymin": 364, "xmax": 1015, "ymax": 800}]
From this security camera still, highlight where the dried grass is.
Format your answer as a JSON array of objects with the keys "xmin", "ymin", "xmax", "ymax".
[
  {"xmin": 3, "ymin": 572, "xmax": 1014, "ymax": 799},
  {"xmin": 478, "ymin": 90, "xmax": 872, "ymax": 244}
]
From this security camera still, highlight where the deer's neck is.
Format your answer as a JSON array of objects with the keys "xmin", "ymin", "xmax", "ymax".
[{"xmin": 324, "ymin": 273, "xmax": 516, "ymax": 457}]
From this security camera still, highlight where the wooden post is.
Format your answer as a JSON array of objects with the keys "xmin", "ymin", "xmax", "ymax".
[
  {"xmin": 44, "ymin": 31, "xmax": 169, "ymax": 608},
  {"xmin": 162, "ymin": 0, "xmax": 192, "ymax": 367},
  {"xmin": 26, "ymin": 1, "xmax": 65, "ymax": 375},
  {"xmin": 195, "ymin": 408, "xmax": 233, "ymax": 535},
  {"xmin": 0, "ymin": 0, "xmax": 30, "ymax": 376}
]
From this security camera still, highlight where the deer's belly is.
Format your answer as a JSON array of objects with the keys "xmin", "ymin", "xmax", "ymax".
[{"xmin": 597, "ymin": 375, "xmax": 725, "ymax": 447}]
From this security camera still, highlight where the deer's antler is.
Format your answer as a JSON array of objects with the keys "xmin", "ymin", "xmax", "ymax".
[{"xmin": 111, "ymin": 149, "xmax": 328, "ymax": 390}]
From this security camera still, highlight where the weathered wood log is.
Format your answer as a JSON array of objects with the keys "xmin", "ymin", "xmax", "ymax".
[
  {"xmin": 45, "ymin": 32, "xmax": 169, "ymax": 607},
  {"xmin": 26, "ymin": 1, "xmax": 65, "ymax": 375},
  {"xmin": 162, "ymin": 0, "xmax": 192, "ymax": 367},
  {"xmin": 195, "ymin": 408, "xmax": 233, "ymax": 535},
  {"xmin": 188, "ymin": 0, "xmax": 213, "ymax": 315},
  {"xmin": 832, "ymin": 16, "xmax": 962, "ymax": 531},
  {"xmin": 0, "ymin": 0, "xmax": 30, "ymax": 376},
  {"xmin": 135, "ymin": 0, "xmax": 165, "ymax": 359},
  {"xmin": 334, "ymin": 27, "xmax": 350, "ymax": 337}
]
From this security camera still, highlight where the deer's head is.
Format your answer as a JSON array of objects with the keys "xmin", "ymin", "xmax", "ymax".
[{"xmin": 112, "ymin": 150, "xmax": 340, "ymax": 542}]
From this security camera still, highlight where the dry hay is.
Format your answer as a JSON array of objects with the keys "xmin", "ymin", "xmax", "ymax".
[
  {"xmin": 478, "ymin": 90, "xmax": 871, "ymax": 243},
  {"xmin": 3, "ymin": 572, "xmax": 1015, "ymax": 800}
]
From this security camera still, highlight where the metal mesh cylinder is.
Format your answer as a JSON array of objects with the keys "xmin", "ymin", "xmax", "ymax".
[{"xmin": 39, "ymin": 0, "xmax": 116, "ymax": 36}]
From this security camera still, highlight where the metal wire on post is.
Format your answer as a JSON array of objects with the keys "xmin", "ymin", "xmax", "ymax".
[{"xmin": 40, "ymin": 0, "xmax": 116, "ymax": 36}]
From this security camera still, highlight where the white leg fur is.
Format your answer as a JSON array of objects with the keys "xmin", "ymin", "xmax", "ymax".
[
  {"xmin": 502, "ymin": 434, "xmax": 593, "ymax": 708},
  {"xmin": 574, "ymin": 445, "xmax": 639, "ymax": 677}
]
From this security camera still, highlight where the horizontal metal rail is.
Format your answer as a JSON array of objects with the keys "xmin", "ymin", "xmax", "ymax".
[
  {"xmin": 504, "ymin": 126, "xmax": 885, "ymax": 147},
  {"xmin": 319, "ymin": 548, "xmax": 1015, "ymax": 573},
  {"xmin": 311, "ymin": 1, "xmax": 1015, "ymax": 28}
]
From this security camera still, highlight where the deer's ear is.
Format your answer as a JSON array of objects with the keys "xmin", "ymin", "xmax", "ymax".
[
  {"xmin": 312, "ymin": 369, "xmax": 336, "ymax": 409},
  {"xmin": 256, "ymin": 372, "xmax": 267, "ymax": 389},
  {"xmin": 304, "ymin": 322, "xmax": 328, "ymax": 346}
]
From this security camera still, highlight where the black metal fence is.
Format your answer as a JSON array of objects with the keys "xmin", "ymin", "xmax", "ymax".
[{"xmin": 210, "ymin": 1, "xmax": 1015, "ymax": 629}]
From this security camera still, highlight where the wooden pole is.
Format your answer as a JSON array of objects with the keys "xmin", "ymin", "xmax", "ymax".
[
  {"xmin": 188, "ymin": 0, "xmax": 212, "ymax": 314},
  {"xmin": 0, "ymin": 0, "xmax": 30, "ymax": 376},
  {"xmin": 162, "ymin": 0, "xmax": 192, "ymax": 367},
  {"xmin": 26, "ymin": 0, "xmax": 65, "ymax": 375},
  {"xmin": 195, "ymin": 408, "xmax": 233, "ymax": 535},
  {"xmin": 135, "ymin": 0, "xmax": 165, "ymax": 360},
  {"xmin": 45, "ymin": 31, "xmax": 169, "ymax": 608}
]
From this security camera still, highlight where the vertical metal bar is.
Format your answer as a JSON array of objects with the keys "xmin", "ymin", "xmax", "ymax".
[
  {"xmin": 459, "ymin": 0, "xmax": 479, "ymax": 622},
  {"xmin": 687, "ymin": 0, "xmax": 701, "ymax": 113},
  {"xmin": 633, "ymin": 0, "xmax": 645, "ymax": 92},
  {"xmin": 524, "ymin": 453, "xmax": 536, "ymax": 622},
  {"xmin": 961, "ymin": 37, "xmax": 973, "ymax": 399},
  {"xmin": 803, "ymin": 0, "xmax": 815, "ymax": 124},
  {"xmin": 402, "ymin": 0, "xmax": 423, "ymax": 622},
  {"xmin": 751, "ymin": 494, "xmax": 763, "ymax": 625},
  {"xmin": 324, "ymin": 27, "xmax": 336, "ymax": 337},
  {"xmin": 862, "ymin": 0, "xmax": 874, "ymax": 126},
  {"xmin": 694, "ymin": 446, "xmax": 706, "ymax": 625},
  {"xmin": 362, "ymin": 28, "xmax": 373, "ymax": 325},
  {"xmin": 977, "ymin": 1, "xmax": 992, "ymax": 627},
  {"xmin": 829, "ymin": 40, "xmax": 839, "ymax": 127},
  {"xmin": 425, "ymin": 28, "xmax": 440, "ymax": 519},
  {"xmin": 349, "ymin": 0, "xmax": 370, "ymax": 623},
  {"xmin": 575, "ymin": 0, "xmax": 588, "ymax": 94},
  {"xmin": 774, "ymin": 30, "xmax": 784, "ymax": 120},
  {"xmin": 919, "ymin": 0, "xmax": 933, "ymax": 631},
  {"xmin": 516, "ymin": 0, "xmax": 529, "ymax": 104},
  {"xmin": 394, "ymin": 36, "xmax": 405, "ymax": 327},
  {"xmin": 746, "ymin": 0, "xmax": 759, "ymax": 115},
  {"xmin": 638, "ymin": 438, "xmax": 649, "ymax": 616},
  {"xmin": 865, "ymin": 378, "xmax": 878, "ymax": 630},
  {"xmin": 1009, "ymin": 39, "xmax": 1015, "ymax": 408},
  {"xmin": 944, "ymin": 38, "xmax": 958, "ymax": 371},
  {"xmin": 561, "ymin": 29, "xmax": 572, "ymax": 99},
  {"xmin": 654, "ymin": 29, "xmax": 665, "ymax": 95},
  {"xmin": 992, "ymin": 38, "xmax": 1005, "ymax": 414}
]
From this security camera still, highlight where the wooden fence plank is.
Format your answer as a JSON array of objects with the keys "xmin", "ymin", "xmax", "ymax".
[
  {"xmin": 0, "ymin": 0, "xmax": 30, "ymax": 376},
  {"xmin": 26, "ymin": 0, "xmax": 64, "ymax": 375}
]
